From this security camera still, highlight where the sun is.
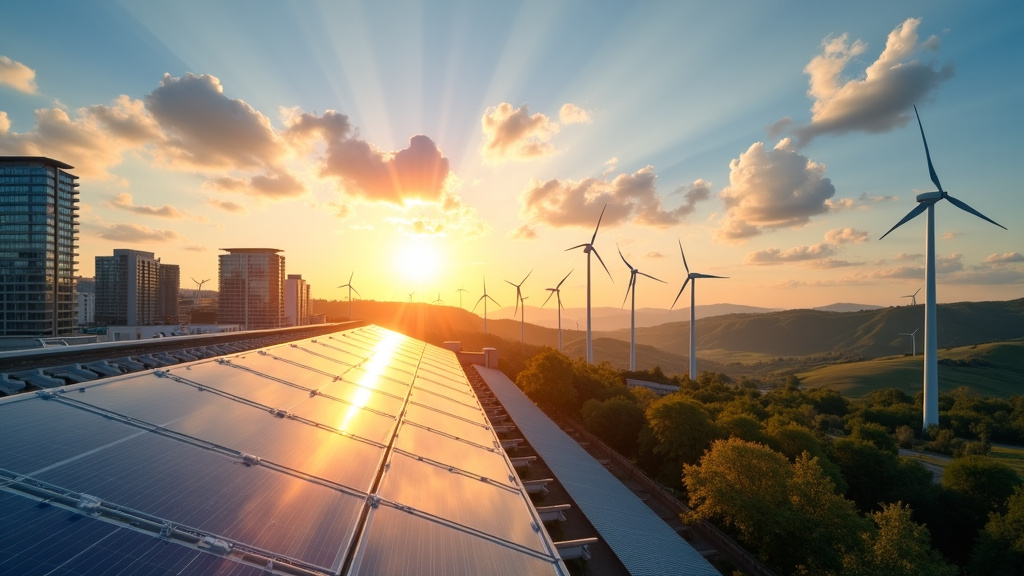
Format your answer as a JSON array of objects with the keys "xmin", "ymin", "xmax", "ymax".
[{"xmin": 394, "ymin": 240, "xmax": 444, "ymax": 285}]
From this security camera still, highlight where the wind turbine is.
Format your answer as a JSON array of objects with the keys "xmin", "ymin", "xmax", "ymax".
[
  {"xmin": 671, "ymin": 239, "xmax": 727, "ymax": 380},
  {"xmin": 407, "ymin": 291, "xmax": 416, "ymax": 303},
  {"xmin": 902, "ymin": 287, "xmax": 921, "ymax": 306},
  {"xmin": 337, "ymin": 272, "xmax": 361, "ymax": 319},
  {"xmin": 432, "ymin": 293, "xmax": 443, "ymax": 306},
  {"xmin": 472, "ymin": 277, "xmax": 500, "ymax": 334},
  {"xmin": 506, "ymin": 270, "xmax": 532, "ymax": 344},
  {"xmin": 880, "ymin": 105, "xmax": 1006, "ymax": 431},
  {"xmin": 618, "ymin": 247, "xmax": 665, "ymax": 371},
  {"xmin": 899, "ymin": 329, "xmax": 919, "ymax": 356},
  {"xmin": 566, "ymin": 204, "xmax": 613, "ymax": 363},
  {"xmin": 542, "ymin": 270, "xmax": 573, "ymax": 351},
  {"xmin": 456, "ymin": 286, "xmax": 468, "ymax": 309},
  {"xmin": 191, "ymin": 277, "xmax": 209, "ymax": 304}
]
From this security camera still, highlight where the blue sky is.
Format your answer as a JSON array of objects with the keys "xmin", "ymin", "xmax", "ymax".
[{"xmin": 2, "ymin": 0, "xmax": 1021, "ymax": 310}]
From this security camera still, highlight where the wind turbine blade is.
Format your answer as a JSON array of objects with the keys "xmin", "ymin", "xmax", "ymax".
[
  {"xmin": 638, "ymin": 271, "xmax": 666, "ymax": 283},
  {"xmin": 621, "ymin": 274, "xmax": 635, "ymax": 308},
  {"xmin": 592, "ymin": 248, "xmax": 614, "ymax": 281},
  {"xmin": 879, "ymin": 201, "xmax": 930, "ymax": 240},
  {"xmin": 591, "ymin": 204, "xmax": 607, "ymax": 244},
  {"xmin": 351, "ymin": 286, "xmax": 361, "ymax": 297},
  {"xmin": 913, "ymin": 287, "xmax": 921, "ymax": 297},
  {"xmin": 348, "ymin": 271, "xmax": 354, "ymax": 284},
  {"xmin": 487, "ymin": 295, "xmax": 501, "ymax": 306},
  {"xmin": 556, "ymin": 269, "xmax": 573, "ymax": 288},
  {"xmin": 617, "ymin": 245, "xmax": 632, "ymax": 270},
  {"xmin": 472, "ymin": 295, "xmax": 485, "ymax": 313},
  {"xmin": 914, "ymin": 106, "xmax": 943, "ymax": 192},
  {"xmin": 699, "ymin": 274, "xmax": 728, "ymax": 279},
  {"xmin": 565, "ymin": 243, "xmax": 587, "ymax": 251},
  {"xmin": 678, "ymin": 239, "xmax": 690, "ymax": 274},
  {"xmin": 521, "ymin": 269, "xmax": 533, "ymax": 284},
  {"xmin": 541, "ymin": 289, "xmax": 556, "ymax": 308},
  {"xmin": 671, "ymin": 277, "xmax": 691, "ymax": 310},
  {"xmin": 945, "ymin": 194, "xmax": 1007, "ymax": 230}
]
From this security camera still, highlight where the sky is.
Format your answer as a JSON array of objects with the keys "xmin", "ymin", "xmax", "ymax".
[{"xmin": 2, "ymin": 0, "xmax": 1022, "ymax": 312}]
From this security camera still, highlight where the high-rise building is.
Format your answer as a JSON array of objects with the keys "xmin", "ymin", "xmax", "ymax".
[
  {"xmin": 0, "ymin": 157, "xmax": 79, "ymax": 337},
  {"xmin": 218, "ymin": 248, "xmax": 285, "ymax": 330},
  {"xmin": 284, "ymin": 274, "xmax": 310, "ymax": 326},
  {"xmin": 76, "ymin": 291, "xmax": 95, "ymax": 325},
  {"xmin": 158, "ymin": 263, "xmax": 180, "ymax": 323},
  {"xmin": 95, "ymin": 249, "xmax": 161, "ymax": 326}
]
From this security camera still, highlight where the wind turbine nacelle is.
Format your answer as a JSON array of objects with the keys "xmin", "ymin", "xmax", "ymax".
[{"xmin": 916, "ymin": 191, "xmax": 943, "ymax": 202}]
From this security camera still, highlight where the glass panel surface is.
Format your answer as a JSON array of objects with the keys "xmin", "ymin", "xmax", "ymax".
[
  {"xmin": 393, "ymin": 424, "xmax": 512, "ymax": 487},
  {"xmin": 402, "ymin": 403, "xmax": 495, "ymax": 447}
]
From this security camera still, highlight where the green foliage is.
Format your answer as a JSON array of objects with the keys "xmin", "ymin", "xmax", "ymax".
[
  {"xmin": 580, "ymin": 396, "xmax": 646, "ymax": 457},
  {"xmin": 515, "ymin": 348, "xmax": 577, "ymax": 414},
  {"xmin": 646, "ymin": 395, "xmax": 718, "ymax": 466},
  {"xmin": 849, "ymin": 422, "xmax": 898, "ymax": 455},
  {"xmin": 969, "ymin": 486, "xmax": 1024, "ymax": 576},
  {"xmin": 716, "ymin": 412, "xmax": 765, "ymax": 444},
  {"xmin": 843, "ymin": 502, "xmax": 958, "ymax": 576},
  {"xmin": 943, "ymin": 456, "xmax": 1023, "ymax": 517}
]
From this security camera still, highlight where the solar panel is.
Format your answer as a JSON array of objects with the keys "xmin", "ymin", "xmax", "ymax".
[{"xmin": 0, "ymin": 325, "xmax": 567, "ymax": 575}]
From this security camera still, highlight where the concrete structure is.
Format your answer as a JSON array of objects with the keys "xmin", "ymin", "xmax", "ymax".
[
  {"xmin": 95, "ymin": 249, "xmax": 162, "ymax": 326},
  {"xmin": 218, "ymin": 248, "xmax": 285, "ymax": 330},
  {"xmin": 158, "ymin": 263, "xmax": 180, "ymax": 323},
  {"xmin": 0, "ymin": 157, "xmax": 79, "ymax": 336},
  {"xmin": 105, "ymin": 323, "xmax": 240, "ymax": 342},
  {"xmin": 284, "ymin": 273, "xmax": 310, "ymax": 326}
]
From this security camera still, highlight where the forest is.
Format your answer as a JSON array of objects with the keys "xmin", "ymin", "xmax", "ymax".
[{"xmin": 513, "ymin": 348, "xmax": 1024, "ymax": 576}]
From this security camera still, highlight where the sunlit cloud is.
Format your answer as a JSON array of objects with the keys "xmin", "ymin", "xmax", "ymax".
[
  {"xmin": 0, "ymin": 55, "xmax": 37, "ymax": 94},
  {"xmin": 941, "ymin": 231, "xmax": 961, "ymax": 240},
  {"xmin": 509, "ymin": 224, "xmax": 537, "ymax": 239},
  {"xmin": 984, "ymin": 252, "xmax": 1024, "ymax": 265},
  {"xmin": 717, "ymin": 139, "xmax": 835, "ymax": 241},
  {"xmin": 108, "ymin": 192, "xmax": 196, "ymax": 219},
  {"xmin": 859, "ymin": 193, "xmax": 900, "ymax": 203},
  {"xmin": 646, "ymin": 251, "xmax": 665, "ymax": 258},
  {"xmin": 206, "ymin": 170, "xmax": 306, "ymax": 199},
  {"xmin": 892, "ymin": 252, "xmax": 923, "ymax": 262},
  {"xmin": 786, "ymin": 18, "xmax": 953, "ymax": 145},
  {"xmin": 93, "ymin": 223, "xmax": 181, "ymax": 243},
  {"xmin": 745, "ymin": 243, "xmax": 837, "ymax": 265},
  {"xmin": 518, "ymin": 167, "xmax": 710, "ymax": 232},
  {"xmin": 206, "ymin": 198, "xmax": 247, "ymax": 214},
  {"xmin": 824, "ymin": 227, "xmax": 868, "ymax": 244},
  {"xmin": 481, "ymin": 102, "xmax": 591, "ymax": 163}
]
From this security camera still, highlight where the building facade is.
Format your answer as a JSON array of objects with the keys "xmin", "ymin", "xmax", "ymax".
[
  {"xmin": 284, "ymin": 274, "xmax": 310, "ymax": 326},
  {"xmin": 95, "ymin": 249, "xmax": 162, "ymax": 326},
  {"xmin": 158, "ymin": 263, "xmax": 180, "ymax": 323},
  {"xmin": 0, "ymin": 157, "xmax": 79, "ymax": 336},
  {"xmin": 218, "ymin": 248, "xmax": 285, "ymax": 330},
  {"xmin": 76, "ymin": 291, "xmax": 95, "ymax": 325}
]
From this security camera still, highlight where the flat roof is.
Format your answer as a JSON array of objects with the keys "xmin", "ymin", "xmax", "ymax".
[
  {"xmin": 0, "ymin": 156, "xmax": 75, "ymax": 170},
  {"xmin": 475, "ymin": 365, "xmax": 720, "ymax": 576}
]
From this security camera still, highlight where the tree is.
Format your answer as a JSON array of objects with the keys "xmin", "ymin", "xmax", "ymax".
[
  {"xmin": 843, "ymin": 502, "xmax": 958, "ymax": 576},
  {"xmin": 850, "ymin": 422, "xmax": 898, "ymax": 455},
  {"xmin": 646, "ymin": 395, "xmax": 718, "ymax": 466},
  {"xmin": 716, "ymin": 412, "xmax": 765, "ymax": 443},
  {"xmin": 515, "ymin": 348, "xmax": 577, "ymax": 415},
  {"xmin": 943, "ymin": 456, "xmax": 1023, "ymax": 518},
  {"xmin": 580, "ymin": 396, "xmax": 646, "ymax": 456},
  {"xmin": 970, "ymin": 486, "xmax": 1024, "ymax": 576}
]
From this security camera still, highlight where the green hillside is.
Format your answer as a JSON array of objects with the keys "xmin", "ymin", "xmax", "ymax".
[
  {"xmin": 601, "ymin": 298, "xmax": 1024, "ymax": 362},
  {"xmin": 797, "ymin": 340, "xmax": 1024, "ymax": 398}
]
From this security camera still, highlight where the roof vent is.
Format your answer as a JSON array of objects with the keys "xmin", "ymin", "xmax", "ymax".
[{"xmin": 241, "ymin": 454, "xmax": 261, "ymax": 466}]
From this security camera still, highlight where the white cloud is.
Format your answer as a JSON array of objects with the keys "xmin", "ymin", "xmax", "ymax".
[
  {"xmin": 824, "ymin": 227, "xmax": 868, "ymax": 245},
  {"xmin": 791, "ymin": 18, "xmax": 953, "ymax": 145},
  {"xmin": 481, "ymin": 102, "xmax": 592, "ymax": 163},
  {"xmin": 984, "ymin": 252, "xmax": 1024, "ymax": 265},
  {"xmin": 94, "ymin": 223, "xmax": 180, "ymax": 243},
  {"xmin": 0, "ymin": 55, "xmax": 37, "ymax": 94},
  {"xmin": 717, "ymin": 139, "xmax": 835, "ymax": 240}
]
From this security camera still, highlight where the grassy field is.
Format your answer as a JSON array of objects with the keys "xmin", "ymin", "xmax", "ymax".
[
  {"xmin": 797, "ymin": 340, "xmax": 1024, "ymax": 399},
  {"xmin": 990, "ymin": 444, "xmax": 1024, "ymax": 477}
]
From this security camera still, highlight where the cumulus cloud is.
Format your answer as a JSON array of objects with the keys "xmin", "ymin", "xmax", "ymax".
[
  {"xmin": 206, "ymin": 170, "xmax": 306, "ymax": 199},
  {"xmin": 0, "ymin": 55, "xmax": 37, "ymax": 93},
  {"xmin": 824, "ymin": 227, "xmax": 868, "ymax": 244},
  {"xmin": 892, "ymin": 252, "xmax": 923, "ymax": 262},
  {"xmin": 646, "ymin": 251, "xmax": 665, "ymax": 258},
  {"xmin": 481, "ymin": 102, "xmax": 591, "ymax": 163},
  {"xmin": 146, "ymin": 73, "xmax": 284, "ymax": 171},
  {"xmin": 108, "ymin": 193, "xmax": 191, "ymax": 219},
  {"xmin": 385, "ymin": 189, "xmax": 489, "ymax": 238},
  {"xmin": 94, "ymin": 223, "xmax": 180, "ymax": 243},
  {"xmin": 319, "ymin": 134, "xmax": 451, "ymax": 204},
  {"xmin": 984, "ymin": 252, "xmax": 1024, "ymax": 265},
  {"xmin": 790, "ymin": 18, "xmax": 953, "ymax": 145},
  {"xmin": 0, "ymin": 97, "xmax": 156, "ymax": 179},
  {"xmin": 510, "ymin": 224, "xmax": 537, "ymax": 239},
  {"xmin": 859, "ymin": 193, "xmax": 900, "ymax": 203},
  {"xmin": 717, "ymin": 139, "xmax": 835, "ymax": 240},
  {"xmin": 518, "ymin": 167, "xmax": 710, "ymax": 231},
  {"xmin": 745, "ymin": 243, "xmax": 837, "ymax": 265}
]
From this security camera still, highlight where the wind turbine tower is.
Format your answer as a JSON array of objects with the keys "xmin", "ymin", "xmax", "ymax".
[
  {"xmin": 566, "ymin": 205, "xmax": 613, "ymax": 363},
  {"xmin": 506, "ymin": 270, "xmax": 532, "ymax": 344},
  {"xmin": 671, "ymin": 239, "xmax": 727, "ymax": 380},
  {"xmin": 618, "ymin": 247, "xmax": 664, "ymax": 371},
  {"xmin": 899, "ymin": 329, "xmax": 919, "ymax": 356},
  {"xmin": 472, "ymin": 277, "xmax": 500, "ymax": 334},
  {"xmin": 880, "ymin": 105, "xmax": 1006, "ymax": 431},
  {"xmin": 902, "ymin": 287, "xmax": 921, "ymax": 306},
  {"xmin": 337, "ymin": 272, "xmax": 360, "ymax": 319},
  {"xmin": 542, "ymin": 270, "xmax": 573, "ymax": 351},
  {"xmin": 456, "ymin": 286, "xmax": 468, "ymax": 309},
  {"xmin": 191, "ymin": 277, "xmax": 209, "ymax": 305}
]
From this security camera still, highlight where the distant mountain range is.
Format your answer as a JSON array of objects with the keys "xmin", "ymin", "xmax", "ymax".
[{"xmin": 310, "ymin": 297, "xmax": 1024, "ymax": 375}]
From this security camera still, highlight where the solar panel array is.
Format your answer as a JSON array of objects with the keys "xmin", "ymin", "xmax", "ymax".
[{"xmin": 0, "ymin": 325, "xmax": 567, "ymax": 576}]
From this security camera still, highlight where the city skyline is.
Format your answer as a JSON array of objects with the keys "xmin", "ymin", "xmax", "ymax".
[{"xmin": 1, "ymin": 1, "xmax": 1021, "ymax": 311}]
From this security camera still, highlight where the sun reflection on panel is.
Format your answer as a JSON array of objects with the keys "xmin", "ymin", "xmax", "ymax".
[{"xmin": 337, "ymin": 331, "xmax": 405, "ymax": 433}]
